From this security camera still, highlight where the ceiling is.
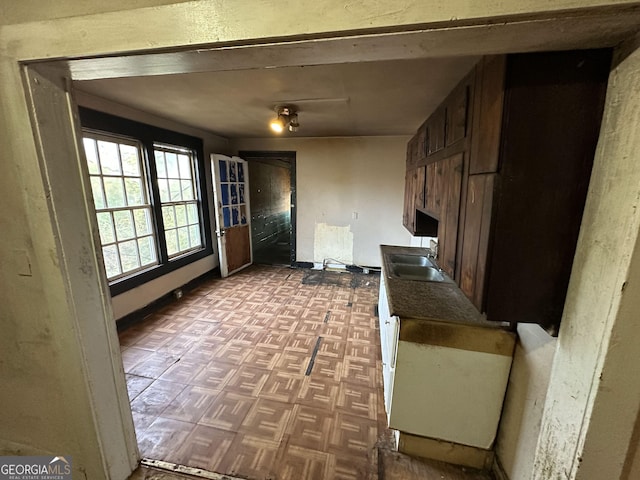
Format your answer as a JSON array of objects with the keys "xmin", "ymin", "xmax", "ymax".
[{"xmin": 74, "ymin": 56, "xmax": 479, "ymax": 139}]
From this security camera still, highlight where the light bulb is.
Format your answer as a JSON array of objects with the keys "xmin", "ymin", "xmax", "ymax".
[{"xmin": 269, "ymin": 116, "xmax": 285, "ymax": 133}]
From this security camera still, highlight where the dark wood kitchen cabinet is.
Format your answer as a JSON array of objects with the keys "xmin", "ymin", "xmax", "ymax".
[
  {"xmin": 459, "ymin": 50, "xmax": 611, "ymax": 331},
  {"xmin": 402, "ymin": 49, "xmax": 611, "ymax": 331}
]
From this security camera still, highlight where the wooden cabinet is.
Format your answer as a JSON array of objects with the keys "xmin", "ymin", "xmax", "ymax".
[
  {"xmin": 459, "ymin": 50, "xmax": 611, "ymax": 331},
  {"xmin": 402, "ymin": 49, "xmax": 611, "ymax": 332},
  {"xmin": 427, "ymin": 107, "xmax": 446, "ymax": 156},
  {"xmin": 437, "ymin": 154, "xmax": 464, "ymax": 278}
]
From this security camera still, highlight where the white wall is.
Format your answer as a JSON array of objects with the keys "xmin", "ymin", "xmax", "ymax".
[
  {"xmin": 232, "ymin": 136, "xmax": 413, "ymax": 267},
  {"xmin": 75, "ymin": 91, "xmax": 229, "ymax": 319}
]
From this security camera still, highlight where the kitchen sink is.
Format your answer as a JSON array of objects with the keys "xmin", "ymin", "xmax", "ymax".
[
  {"xmin": 387, "ymin": 254, "xmax": 434, "ymax": 267},
  {"xmin": 389, "ymin": 264, "xmax": 447, "ymax": 282}
]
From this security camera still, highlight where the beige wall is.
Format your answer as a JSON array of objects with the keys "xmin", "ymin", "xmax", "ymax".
[
  {"xmin": 1, "ymin": 2, "xmax": 640, "ymax": 480},
  {"xmin": 232, "ymin": 137, "xmax": 413, "ymax": 267},
  {"xmin": 75, "ymin": 91, "xmax": 229, "ymax": 319}
]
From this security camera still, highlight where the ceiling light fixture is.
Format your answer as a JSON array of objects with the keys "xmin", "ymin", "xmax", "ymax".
[{"xmin": 269, "ymin": 105, "xmax": 299, "ymax": 134}]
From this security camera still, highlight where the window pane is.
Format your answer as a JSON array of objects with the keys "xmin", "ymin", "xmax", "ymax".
[
  {"xmin": 138, "ymin": 236, "xmax": 157, "ymax": 266},
  {"xmin": 237, "ymin": 162, "xmax": 244, "ymax": 182},
  {"xmin": 165, "ymin": 229, "xmax": 178, "ymax": 256},
  {"xmin": 97, "ymin": 140, "xmax": 121, "ymax": 175},
  {"xmin": 177, "ymin": 226, "xmax": 190, "ymax": 251},
  {"xmin": 125, "ymin": 178, "xmax": 144, "ymax": 206},
  {"xmin": 103, "ymin": 177, "xmax": 126, "ymax": 208},
  {"xmin": 97, "ymin": 212, "xmax": 115, "ymax": 244},
  {"xmin": 169, "ymin": 179, "xmax": 182, "ymax": 201},
  {"xmin": 218, "ymin": 159, "xmax": 228, "ymax": 182},
  {"xmin": 178, "ymin": 154, "xmax": 192, "ymax": 179},
  {"xmin": 189, "ymin": 224, "xmax": 201, "ymax": 248},
  {"xmin": 133, "ymin": 208, "xmax": 152, "ymax": 236},
  {"xmin": 187, "ymin": 203, "xmax": 199, "ymax": 224},
  {"xmin": 90, "ymin": 177, "xmax": 106, "ymax": 209},
  {"xmin": 120, "ymin": 144, "xmax": 140, "ymax": 176},
  {"xmin": 155, "ymin": 151, "xmax": 167, "ymax": 178},
  {"xmin": 113, "ymin": 210, "xmax": 135, "ymax": 241},
  {"xmin": 162, "ymin": 206, "xmax": 176, "ymax": 228},
  {"xmin": 102, "ymin": 244, "xmax": 121, "ymax": 278},
  {"xmin": 119, "ymin": 239, "xmax": 140, "ymax": 272},
  {"xmin": 175, "ymin": 204, "xmax": 187, "ymax": 227},
  {"xmin": 158, "ymin": 178, "xmax": 170, "ymax": 202},
  {"xmin": 166, "ymin": 152, "xmax": 179, "ymax": 178},
  {"xmin": 181, "ymin": 180, "xmax": 194, "ymax": 200},
  {"xmin": 84, "ymin": 138, "xmax": 100, "ymax": 174}
]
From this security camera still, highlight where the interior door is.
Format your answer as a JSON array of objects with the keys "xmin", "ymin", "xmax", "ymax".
[{"xmin": 211, "ymin": 154, "xmax": 252, "ymax": 277}]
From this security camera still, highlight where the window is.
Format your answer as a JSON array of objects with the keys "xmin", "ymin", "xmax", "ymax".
[
  {"xmin": 84, "ymin": 133, "xmax": 158, "ymax": 280},
  {"xmin": 79, "ymin": 108, "xmax": 213, "ymax": 296},
  {"xmin": 154, "ymin": 144, "xmax": 203, "ymax": 257}
]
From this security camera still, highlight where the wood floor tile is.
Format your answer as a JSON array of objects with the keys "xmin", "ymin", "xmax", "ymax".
[
  {"xmin": 218, "ymin": 434, "xmax": 280, "ymax": 480},
  {"xmin": 130, "ymin": 380, "xmax": 186, "ymax": 416},
  {"xmin": 212, "ymin": 340, "xmax": 251, "ymax": 366},
  {"xmin": 260, "ymin": 371, "xmax": 303, "ymax": 404},
  {"xmin": 276, "ymin": 350, "xmax": 311, "ymax": 376},
  {"xmin": 133, "ymin": 331, "xmax": 173, "ymax": 351},
  {"xmin": 128, "ymin": 352, "xmax": 180, "ymax": 379},
  {"xmin": 311, "ymin": 356, "xmax": 343, "ymax": 382},
  {"xmin": 175, "ymin": 425, "xmax": 236, "ymax": 472},
  {"xmin": 137, "ymin": 417, "xmax": 194, "ymax": 463},
  {"xmin": 157, "ymin": 333, "xmax": 200, "ymax": 356},
  {"xmin": 328, "ymin": 412, "xmax": 378, "ymax": 457},
  {"xmin": 242, "ymin": 345, "xmax": 282, "ymax": 370},
  {"xmin": 335, "ymin": 382, "xmax": 378, "ymax": 421},
  {"xmin": 199, "ymin": 391, "xmax": 254, "ymax": 431},
  {"xmin": 341, "ymin": 358, "xmax": 378, "ymax": 388},
  {"xmin": 317, "ymin": 338, "xmax": 346, "ymax": 358},
  {"xmin": 224, "ymin": 365, "xmax": 270, "ymax": 397},
  {"xmin": 119, "ymin": 266, "xmax": 387, "ymax": 479},
  {"xmin": 121, "ymin": 347, "xmax": 154, "ymax": 372},
  {"xmin": 285, "ymin": 333, "xmax": 318, "ymax": 353},
  {"xmin": 181, "ymin": 320, "xmax": 216, "ymax": 336},
  {"xmin": 125, "ymin": 374, "xmax": 154, "ymax": 401},
  {"xmin": 161, "ymin": 385, "xmax": 219, "ymax": 423},
  {"xmin": 191, "ymin": 362, "xmax": 237, "ymax": 390},
  {"xmin": 286, "ymin": 405, "xmax": 333, "ymax": 450},
  {"xmin": 239, "ymin": 398, "xmax": 297, "ymax": 442},
  {"xmin": 132, "ymin": 411, "xmax": 157, "ymax": 434},
  {"xmin": 296, "ymin": 377, "xmax": 339, "ymax": 411},
  {"xmin": 275, "ymin": 444, "xmax": 332, "ymax": 480}
]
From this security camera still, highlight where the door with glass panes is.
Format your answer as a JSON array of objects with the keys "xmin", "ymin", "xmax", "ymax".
[{"xmin": 210, "ymin": 154, "xmax": 252, "ymax": 276}]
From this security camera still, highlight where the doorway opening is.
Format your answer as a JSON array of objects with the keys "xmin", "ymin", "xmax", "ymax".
[{"xmin": 240, "ymin": 151, "xmax": 296, "ymax": 266}]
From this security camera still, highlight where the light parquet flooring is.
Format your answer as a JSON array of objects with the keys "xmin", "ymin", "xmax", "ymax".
[{"xmin": 120, "ymin": 265, "xmax": 387, "ymax": 480}]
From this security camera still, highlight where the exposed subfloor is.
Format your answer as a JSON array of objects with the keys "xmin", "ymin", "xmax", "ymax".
[{"xmin": 121, "ymin": 265, "xmax": 494, "ymax": 480}]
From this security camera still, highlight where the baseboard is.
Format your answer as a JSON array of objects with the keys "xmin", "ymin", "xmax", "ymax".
[
  {"xmin": 492, "ymin": 455, "xmax": 511, "ymax": 480},
  {"xmin": 115, "ymin": 268, "xmax": 220, "ymax": 331},
  {"xmin": 397, "ymin": 431, "xmax": 494, "ymax": 470}
]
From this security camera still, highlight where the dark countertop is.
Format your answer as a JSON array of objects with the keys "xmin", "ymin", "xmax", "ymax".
[{"xmin": 380, "ymin": 245, "xmax": 509, "ymax": 329}]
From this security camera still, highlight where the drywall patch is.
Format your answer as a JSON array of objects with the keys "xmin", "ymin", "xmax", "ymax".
[{"xmin": 313, "ymin": 223, "xmax": 353, "ymax": 265}]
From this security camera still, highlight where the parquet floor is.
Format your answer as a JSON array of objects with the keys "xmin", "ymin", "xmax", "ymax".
[{"xmin": 119, "ymin": 265, "xmax": 389, "ymax": 480}]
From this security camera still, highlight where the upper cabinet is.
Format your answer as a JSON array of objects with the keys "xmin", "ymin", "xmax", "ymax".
[{"xmin": 402, "ymin": 49, "xmax": 612, "ymax": 332}]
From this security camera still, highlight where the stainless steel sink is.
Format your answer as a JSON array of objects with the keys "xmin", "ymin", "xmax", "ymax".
[
  {"xmin": 387, "ymin": 254, "xmax": 434, "ymax": 267},
  {"xmin": 389, "ymin": 264, "xmax": 447, "ymax": 282}
]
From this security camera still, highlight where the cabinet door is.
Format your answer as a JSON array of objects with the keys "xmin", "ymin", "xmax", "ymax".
[
  {"xmin": 437, "ymin": 154, "xmax": 464, "ymax": 279},
  {"xmin": 427, "ymin": 108, "xmax": 446, "ymax": 155},
  {"xmin": 402, "ymin": 171, "xmax": 415, "ymax": 232},
  {"xmin": 459, "ymin": 174, "xmax": 496, "ymax": 309},
  {"xmin": 424, "ymin": 161, "xmax": 444, "ymax": 218},
  {"xmin": 414, "ymin": 166, "xmax": 426, "ymax": 210},
  {"xmin": 446, "ymin": 85, "xmax": 468, "ymax": 146},
  {"xmin": 470, "ymin": 56, "xmax": 506, "ymax": 174}
]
